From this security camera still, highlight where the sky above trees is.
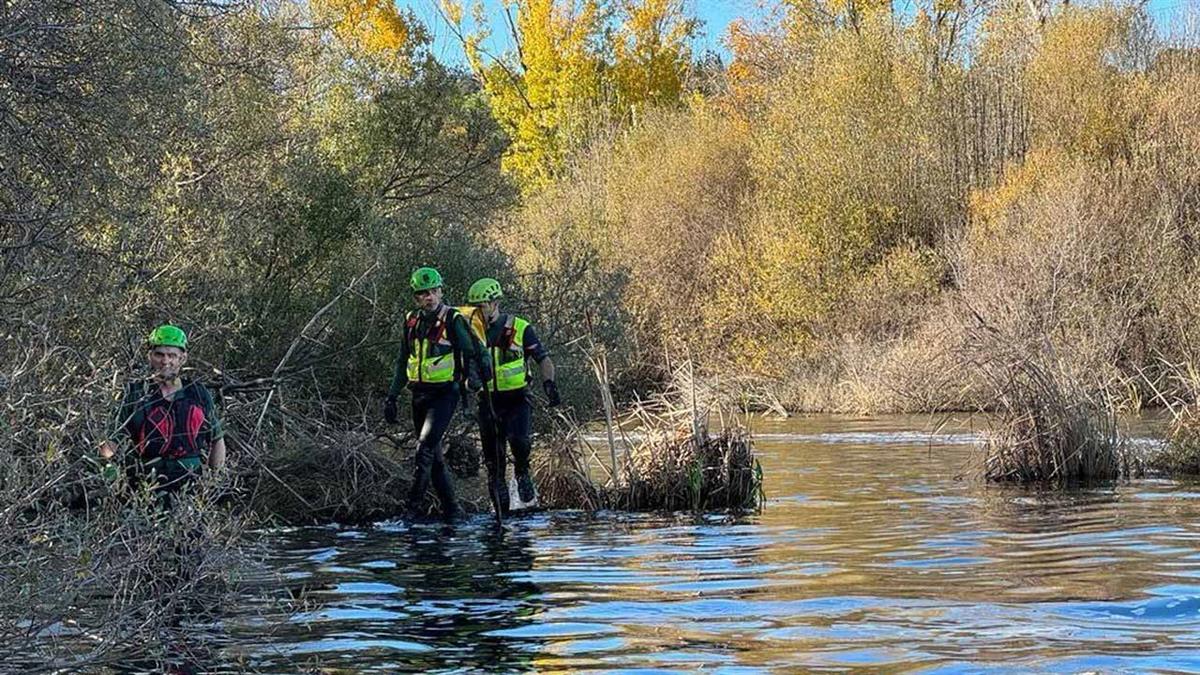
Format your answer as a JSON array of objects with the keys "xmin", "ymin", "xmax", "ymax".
[
  {"xmin": 398, "ymin": 0, "xmax": 764, "ymax": 63},
  {"xmin": 399, "ymin": 0, "xmax": 1188, "ymax": 66}
]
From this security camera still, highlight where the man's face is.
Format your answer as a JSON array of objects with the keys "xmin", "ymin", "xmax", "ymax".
[
  {"xmin": 147, "ymin": 346, "xmax": 187, "ymax": 381},
  {"xmin": 414, "ymin": 286, "xmax": 443, "ymax": 311},
  {"xmin": 475, "ymin": 300, "xmax": 499, "ymax": 321}
]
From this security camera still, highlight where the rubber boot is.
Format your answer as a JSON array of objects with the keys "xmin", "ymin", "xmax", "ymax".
[
  {"xmin": 406, "ymin": 443, "xmax": 435, "ymax": 517},
  {"xmin": 431, "ymin": 453, "xmax": 460, "ymax": 521},
  {"xmin": 516, "ymin": 472, "xmax": 537, "ymax": 503}
]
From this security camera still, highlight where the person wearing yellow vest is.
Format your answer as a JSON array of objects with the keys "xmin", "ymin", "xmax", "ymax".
[
  {"xmin": 467, "ymin": 277, "xmax": 560, "ymax": 512},
  {"xmin": 385, "ymin": 267, "xmax": 491, "ymax": 520}
]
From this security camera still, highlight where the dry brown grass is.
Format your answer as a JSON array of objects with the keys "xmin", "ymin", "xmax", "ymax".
[
  {"xmin": 610, "ymin": 361, "xmax": 762, "ymax": 512},
  {"xmin": 532, "ymin": 360, "xmax": 763, "ymax": 513},
  {"xmin": 1156, "ymin": 410, "xmax": 1200, "ymax": 476},
  {"xmin": 1144, "ymin": 360, "xmax": 1200, "ymax": 477},
  {"xmin": 958, "ymin": 321, "xmax": 1143, "ymax": 484},
  {"xmin": 0, "ymin": 454, "xmax": 250, "ymax": 671},
  {"xmin": 532, "ymin": 423, "xmax": 608, "ymax": 512},
  {"xmin": 239, "ymin": 430, "xmax": 411, "ymax": 525},
  {"xmin": 614, "ymin": 423, "xmax": 759, "ymax": 512}
]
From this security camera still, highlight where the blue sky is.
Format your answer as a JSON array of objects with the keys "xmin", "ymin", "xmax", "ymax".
[
  {"xmin": 399, "ymin": 0, "xmax": 1194, "ymax": 65},
  {"xmin": 398, "ymin": 0, "xmax": 767, "ymax": 64}
]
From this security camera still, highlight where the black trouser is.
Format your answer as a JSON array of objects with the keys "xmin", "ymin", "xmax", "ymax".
[
  {"xmin": 478, "ymin": 389, "xmax": 533, "ymax": 489},
  {"xmin": 408, "ymin": 386, "xmax": 459, "ymax": 515}
]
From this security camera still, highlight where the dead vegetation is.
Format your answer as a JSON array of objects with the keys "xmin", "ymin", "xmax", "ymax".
[
  {"xmin": 1144, "ymin": 360, "xmax": 1200, "ymax": 477},
  {"xmin": 956, "ymin": 316, "xmax": 1143, "ymax": 485},
  {"xmin": 534, "ymin": 360, "xmax": 763, "ymax": 513}
]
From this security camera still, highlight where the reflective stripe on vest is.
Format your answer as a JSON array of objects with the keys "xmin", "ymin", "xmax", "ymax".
[
  {"xmin": 489, "ymin": 315, "xmax": 529, "ymax": 392},
  {"xmin": 406, "ymin": 306, "xmax": 457, "ymax": 384}
]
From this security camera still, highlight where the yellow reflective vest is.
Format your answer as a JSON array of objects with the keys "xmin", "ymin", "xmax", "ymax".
[
  {"xmin": 487, "ymin": 314, "xmax": 530, "ymax": 392},
  {"xmin": 405, "ymin": 306, "xmax": 459, "ymax": 384}
]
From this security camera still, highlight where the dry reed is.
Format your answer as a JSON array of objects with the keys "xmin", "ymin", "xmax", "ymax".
[
  {"xmin": 614, "ymin": 422, "xmax": 760, "ymax": 512},
  {"xmin": 534, "ymin": 359, "xmax": 763, "ymax": 513},
  {"xmin": 1144, "ymin": 359, "xmax": 1200, "ymax": 476},
  {"xmin": 959, "ymin": 319, "xmax": 1142, "ymax": 484}
]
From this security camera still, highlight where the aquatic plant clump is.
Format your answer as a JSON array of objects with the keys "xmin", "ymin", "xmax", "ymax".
[
  {"xmin": 532, "ymin": 375, "xmax": 763, "ymax": 514},
  {"xmin": 982, "ymin": 397, "xmax": 1131, "ymax": 484},
  {"xmin": 615, "ymin": 424, "xmax": 760, "ymax": 512},
  {"xmin": 969, "ymin": 336, "xmax": 1142, "ymax": 484}
]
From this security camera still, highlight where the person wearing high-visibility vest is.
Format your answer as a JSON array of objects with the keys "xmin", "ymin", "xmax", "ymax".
[
  {"xmin": 385, "ymin": 267, "xmax": 491, "ymax": 520},
  {"xmin": 466, "ymin": 278, "xmax": 560, "ymax": 513}
]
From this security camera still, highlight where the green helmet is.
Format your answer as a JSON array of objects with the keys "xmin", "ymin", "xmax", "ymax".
[
  {"xmin": 148, "ymin": 324, "xmax": 187, "ymax": 350},
  {"xmin": 468, "ymin": 277, "xmax": 504, "ymax": 304},
  {"xmin": 410, "ymin": 267, "xmax": 443, "ymax": 292}
]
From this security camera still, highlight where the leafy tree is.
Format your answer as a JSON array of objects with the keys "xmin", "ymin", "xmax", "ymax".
[
  {"xmin": 313, "ymin": 0, "xmax": 414, "ymax": 53},
  {"xmin": 443, "ymin": 0, "xmax": 698, "ymax": 190}
]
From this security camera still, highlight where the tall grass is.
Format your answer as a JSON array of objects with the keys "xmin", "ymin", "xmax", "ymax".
[
  {"xmin": 950, "ymin": 300, "xmax": 1143, "ymax": 484},
  {"xmin": 534, "ymin": 359, "xmax": 763, "ymax": 513}
]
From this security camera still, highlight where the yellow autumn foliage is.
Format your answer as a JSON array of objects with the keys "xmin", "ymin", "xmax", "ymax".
[
  {"xmin": 445, "ymin": 0, "xmax": 697, "ymax": 190},
  {"xmin": 708, "ymin": 10, "xmax": 947, "ymax": 368},
  {"xmin": 612, "ymin": 0, "xmax": 697, "ymax": 112},
  {"xmin": 499, "ymin": 103, "xmax": 751, "ymax": 355},
  {"xmin": 486, "ymin": 0, "xmax": 1200, "ymax": 410},
  {"xmin": 1024, "ymin": 6, "xmax": 1149, "ymax": 159},
  {"xmin": 312, "ymin": 0, "xmax": 411, "ymax": 53}
]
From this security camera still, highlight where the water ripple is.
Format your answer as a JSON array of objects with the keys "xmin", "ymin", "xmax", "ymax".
[{"xmin": 146, "ymin": 414, "xmax": 1200, "ymax": 672}]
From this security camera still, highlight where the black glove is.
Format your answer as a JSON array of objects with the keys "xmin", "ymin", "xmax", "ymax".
[
  {"xmin": 543, "ymin": 379, "xmax": 562, "ymax": 407},
  {"xmin": 383, "ymin": 396, "xmax": 398, "ymax": 424}
]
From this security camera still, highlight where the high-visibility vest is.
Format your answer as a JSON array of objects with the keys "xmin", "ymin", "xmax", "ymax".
[
  {"xmin": 486, "ymin": 314, "xmax": 530, "ymax": 392},
  {"xmin": 405, "ymin": 305, "xmax": 459, "ymax": 384}
]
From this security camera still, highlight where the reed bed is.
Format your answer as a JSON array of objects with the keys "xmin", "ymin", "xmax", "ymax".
[
  {"xmin": 960, "ymin": 321, "xmax": 1142, "ymax": 484},
  {"xmin": 614, "ymin": 423, "xmax": 760, "ymax": 512},
  {"xmin": 1145, "ymin": 360, "xmax": 1200, "ymax": 477},
  {"xmin": 535, "ymin": 360, "xmax": 763, "ymax": 513},
  {"xmin": 228, "ymin": 391, "xmax": 499, "ymax": 523}
]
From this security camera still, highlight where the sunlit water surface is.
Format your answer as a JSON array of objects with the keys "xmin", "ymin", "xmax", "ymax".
[{"xmin": 172, "ymin": 416, "xmax": 1200, "ymax": 671}]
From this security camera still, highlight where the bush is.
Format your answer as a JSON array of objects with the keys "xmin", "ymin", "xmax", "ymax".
[{"xmin": 0, "ymin": 2, "xmax": 514, "ymax": 664}]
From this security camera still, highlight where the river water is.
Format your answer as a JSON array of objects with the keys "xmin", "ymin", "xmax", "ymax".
[{"xmin": 201, "ymin": 414, "xmax": 1199, "ymax": 672}]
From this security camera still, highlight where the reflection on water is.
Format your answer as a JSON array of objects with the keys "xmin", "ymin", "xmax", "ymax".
[{"xmin": 168, "ymin": 416, "xmax": 1200, "ymax": 670}]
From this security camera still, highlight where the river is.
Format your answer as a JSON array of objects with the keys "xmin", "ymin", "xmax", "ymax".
[{"xmin": 168, "ymin": 414, "xmax": 1200, "ymax": 671}]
